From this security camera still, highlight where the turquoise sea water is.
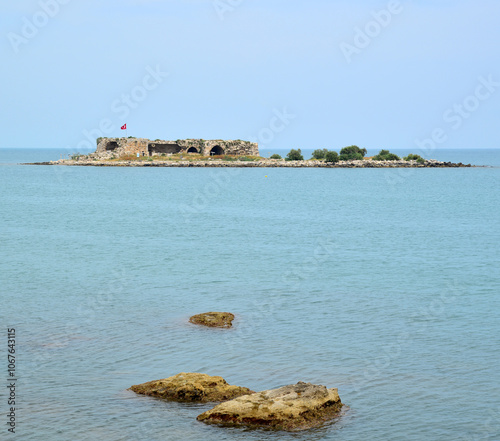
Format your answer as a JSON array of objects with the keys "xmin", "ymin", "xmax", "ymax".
[{"xmin": 1, "ymin": 148, "xmax": 499, "ymax": 441}]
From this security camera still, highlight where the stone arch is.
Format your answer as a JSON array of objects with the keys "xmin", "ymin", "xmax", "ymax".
[
  {"xmin": 210, "ymin": 145, "xmax": 224, "ymax": 156},
  {"xmin": 105, "ymin": 141, "xmax": 119, "ymax": 151},
  {"xmin": 187, "ymin": 147, "xmax": 199, "ymax": 154}
]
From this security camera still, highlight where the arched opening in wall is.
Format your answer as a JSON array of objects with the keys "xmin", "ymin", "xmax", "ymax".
[
  {"xmin": 187, "ymin": 147, "xmax": 199, "ymax": 154},
  {"xmin": 210, "ymin": 145, "xmax": 224, "ymax": 156},
  {"xmin": 105, "ymin": 141, "xmax": 119, "ymax": 151},
  {"xmin": 148, "ymin": 143, "xmax": 182, "ymax": 155}
]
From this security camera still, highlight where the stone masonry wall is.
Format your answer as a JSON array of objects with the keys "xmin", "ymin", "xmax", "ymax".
[{"xmin": 95, "ymin": 138, "xmax": 258, "ymax": 158}]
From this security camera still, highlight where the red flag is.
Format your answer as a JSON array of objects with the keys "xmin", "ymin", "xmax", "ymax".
[{"xmin": 121, "ymin": 124, "xmax": 127, "ymax": 130}]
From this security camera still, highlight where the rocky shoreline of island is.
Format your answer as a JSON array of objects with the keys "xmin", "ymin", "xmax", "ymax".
[{"xmin": 26, "ymin": 158, "xmax": 473, "ymax": 168}]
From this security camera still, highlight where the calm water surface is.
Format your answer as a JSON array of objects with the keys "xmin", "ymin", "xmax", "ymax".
[{"xmin": 1, "ymin": 149, "xmax": 499, "ymax": 440}]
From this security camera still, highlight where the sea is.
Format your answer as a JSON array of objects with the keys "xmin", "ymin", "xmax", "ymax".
[{"xmin": 1, "ymin": 148, "xmax": 499, "ymax": 441}]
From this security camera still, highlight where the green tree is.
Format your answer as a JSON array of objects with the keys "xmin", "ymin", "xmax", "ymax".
[
  {"xmin": 285, "ymin": 149, "xmax": 304, "ymax": 161},
  {"xmin": 404, "ymin": 153, "xmax": 424, "ymax": 163},
  {"xmin": 373, "ymin": 149, "xmax": 400, "ymax": 161},
  {"xmin": 311, "ymin": 149, "xmax": 328, "ymax": 159},
  {"xmin": 339, "ymin": 145, "xmax": 367, "ymax": 161},
  {"xmin": 270, "ymin": 154, "xmax": 282, "ymax": 159},
  {"xmin": 325, "ymin": 151, "xmax": 339, "ymax": 163}
]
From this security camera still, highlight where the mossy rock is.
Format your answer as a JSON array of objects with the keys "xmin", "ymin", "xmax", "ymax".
[
  {"xmin": 130, "ymin": 372, "xmax": 253, "ymax": 402},
  {"xmin": 189, "ymin": 312, "xmax": 235, "ymax": 328},
  {"xmin": 197, "ymin": 381, "xmax": 343, "ymax": 431}
]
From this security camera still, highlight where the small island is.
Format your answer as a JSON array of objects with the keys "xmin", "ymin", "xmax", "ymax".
[{"xmin": 29, "ymin": 137, "xmax": 472, "ymax": 168}]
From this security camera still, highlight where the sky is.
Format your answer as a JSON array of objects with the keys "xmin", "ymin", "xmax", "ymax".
[{"xmin": 1, "ymin": 0, "xmax": 500, "ymax": 151}]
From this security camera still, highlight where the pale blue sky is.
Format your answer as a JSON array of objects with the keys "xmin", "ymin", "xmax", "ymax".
[{"xmin": 2, "ymin": 0, "xmax": 500, "ymax": 150}]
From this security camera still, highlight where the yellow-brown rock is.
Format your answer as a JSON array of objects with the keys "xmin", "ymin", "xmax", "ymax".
[
  {"xmin": 189, "ymin": 312, "xmax": 235, "ymax": 328},
  {"xmin": 197, "ymin": 381, "xmax": 343, "ymax": 431},
  {"xmin": 130, "ymin": 372, "xmax": 253, "ymax": 403}
]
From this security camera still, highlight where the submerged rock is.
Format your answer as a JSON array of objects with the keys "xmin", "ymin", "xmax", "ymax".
[
  {"xmin": 189, "ymin": 312, "xmax": 235, "ymax": 328},
  {"xmin": 130, "ymin": 372, "xmax": 253, "ymax": 402},
  {"xmin": 197, "ymin": 381, "xmax": 343, "ymax": 431}
]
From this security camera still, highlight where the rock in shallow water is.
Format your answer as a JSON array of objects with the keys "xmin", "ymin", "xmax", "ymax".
[
  {"xmin": 197, "ymin": 381, "xmax": 343, "ymax": 431},
  {"xmin": 129, "ymin": 372, "xmax": 253, "ymax": 402},
  {"xmin": 189, "ymin": 312, "xmax": 235, "ymax": 328}
]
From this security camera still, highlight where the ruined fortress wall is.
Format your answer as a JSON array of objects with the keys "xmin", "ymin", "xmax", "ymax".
[{"xmin": 95, "ymin": 138, "xmax": 259, "ymax": 157}]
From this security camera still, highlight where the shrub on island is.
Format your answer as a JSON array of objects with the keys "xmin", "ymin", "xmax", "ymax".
[
  {"xmin": 311, "ymin": 149, "xmax": 329, "ymax": 160},
  {"xmin": 285, "ymin": 149, "xmax": 304, "ymax": 161},
  {"xmin": 339, "ymin": 145, "xmax": 367, "ymax": 161},
  {"xmin": 270, "ymin": 154, "xmax": 282, "ymax": 159},
  {"xmin": 404, "ymin": 153, "xmax": 425, "ymax": 163},
  {"xmin": 373, "ymin": 149, "xmax": 400, "ymax": 161},
  {"xmin": 325, "ymin": 151, "xmax": 339, "ymax": 163}
]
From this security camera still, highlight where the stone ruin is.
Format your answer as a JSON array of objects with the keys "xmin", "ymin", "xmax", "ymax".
[{"xmin": 95, "ymin": 137, "xmax": 259, "ymax": 158}]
